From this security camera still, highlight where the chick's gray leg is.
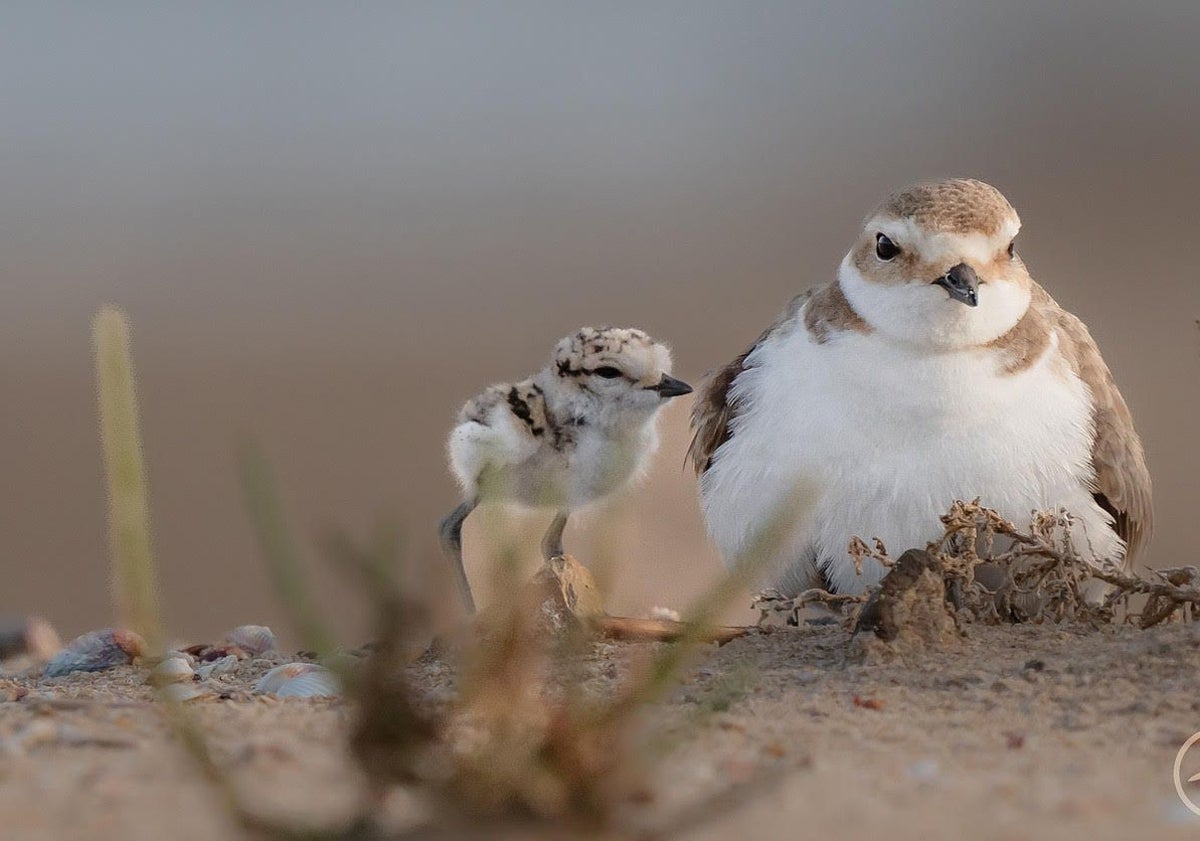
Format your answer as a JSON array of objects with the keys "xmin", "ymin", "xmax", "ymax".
[
  {"xmin": 438, "ymin": 499, "xmax": 478, "ymax": 613},
  {"xmin": 541, "ymin": 511, "xmax": 570, "ymax": 561}
]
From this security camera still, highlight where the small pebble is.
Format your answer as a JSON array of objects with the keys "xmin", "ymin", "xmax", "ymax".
[{"xmin": 195, "ymin": 654, "xmax": 239, "ymax": 680}]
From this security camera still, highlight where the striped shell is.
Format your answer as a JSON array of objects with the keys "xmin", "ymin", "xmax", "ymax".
[
  {"xmin": 223, "ymin": 625, "xmax": 277, "ymax": 656},
  {"xmin": 253, "ymin": 663, "xmax": 340, "ymax": 698},
  {"xmin": 43, "ymin": 629, "xmax": 146, "ymax": 678}
]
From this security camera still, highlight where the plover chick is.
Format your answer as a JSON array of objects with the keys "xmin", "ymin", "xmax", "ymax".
[
  {"xmin": 440, "ymin": 326, "xmax": 693, "ymax": 612},
  {"xmin": 690, "ymin": 178, "xmax": 1151, "ymax": 595}
]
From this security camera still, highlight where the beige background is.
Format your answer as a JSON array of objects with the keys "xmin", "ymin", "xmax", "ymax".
[{"xmin": 2, "ymin": 4, "xmax": 1198, "ymax": 644}]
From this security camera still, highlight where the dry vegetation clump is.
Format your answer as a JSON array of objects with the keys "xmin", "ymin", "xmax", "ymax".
[
  {"xmin": 756, "ymin": 499, "xmax": 1200, "ymax": 643},
  {"xmin": 852, "ymin": 548, "xmax": 959, "ymax": 651},
  {"xmin": 231, "ymin": 439, "xmax": 793, "ymax": 839},
  {"xmin": 226, "ymin": 513, "xmax": 766, "ymax": 840}
]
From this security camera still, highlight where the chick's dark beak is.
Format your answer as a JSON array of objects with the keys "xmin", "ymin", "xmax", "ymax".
[
  {"xmin": 651, "ymin": 374, "xmax": 693, "ymax": 398},
  {"xmin": 933, "ymin": 262, "xmax": 980, "ymax": 307}
]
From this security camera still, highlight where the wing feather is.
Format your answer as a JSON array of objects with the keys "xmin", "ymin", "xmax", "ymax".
[
  {"xmin": 1042, "ymin": 292, "xmax": 1153, "ymax": 562},
  {"xmin": 687, "ymin": 294, "xmax": 809, "ymax": 475}
]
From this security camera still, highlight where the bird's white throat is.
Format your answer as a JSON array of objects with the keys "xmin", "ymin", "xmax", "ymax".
[{"xmin": 838, "ymin": 256, "xmax": 1031, "ymax": 349}]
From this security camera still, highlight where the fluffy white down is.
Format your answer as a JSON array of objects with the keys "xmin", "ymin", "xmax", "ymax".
[
  {"xmin": 700, "ymin": 294, "xmax": 1122, "ymax": 595},
  {"xmin": 448, "ymin": 396, "xmax": 661, "ymax": 510}
]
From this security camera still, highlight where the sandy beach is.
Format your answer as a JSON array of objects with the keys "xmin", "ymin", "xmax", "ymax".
[{"xmin": 4, "ymin": 618, "xmax": 1200, "ymax": 841}]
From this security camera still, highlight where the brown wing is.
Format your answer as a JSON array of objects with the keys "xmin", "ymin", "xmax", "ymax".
[
  {"xmin": 687, "ymin": 294, "xmax": 810, "ymax": 475},
  {"xmin": 687, "ymin": 346, "xmax": 752, "ymax": 475},
  {"xmin": 1045, "ymin": 297, "xmax": 1153, "ymax": 563}
]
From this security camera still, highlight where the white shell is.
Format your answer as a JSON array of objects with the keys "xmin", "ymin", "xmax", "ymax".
[
  {"xmin": 223, "ymin": 625, "xmax": 277, "ymax": 656},
  {"xmin": 253, "ymin": 663, "xmax": 340, "ymax": 698},
  {"xmin": 147, "ymin": 657, "xmax": 194, "ymax": 686},
  {"xmin": 253, "ymin": 662, "xmax": 316, "ymax": 694},
  {"xmin": 275, "ymin": 669, "xmax": 340, "ymax": 698}
]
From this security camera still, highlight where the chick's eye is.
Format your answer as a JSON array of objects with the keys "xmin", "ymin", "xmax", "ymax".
[
  {"xmin": 1006, "ymin": 240, "xmax": 1016, "ymax": 259},
  {"xmin": 875, "ymin": 233, "xmax": 901, "ymax": 261},
  {"xmin": 593, "ymin": 366, "xmax": 623, "ymax": 379}
]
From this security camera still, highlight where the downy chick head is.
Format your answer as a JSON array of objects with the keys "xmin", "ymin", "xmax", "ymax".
[
  {"xmin": 547, "ymin": 326, "xmax": 692, "ymax": 425},
  {"xmin": 839, "ymin": 178, "xmax": 1034, "ymax": 349}
]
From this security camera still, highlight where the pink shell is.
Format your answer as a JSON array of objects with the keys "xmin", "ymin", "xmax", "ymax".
[{"xmin": 253, "ymin": 662, "xmax": 340, "ymax": 697}]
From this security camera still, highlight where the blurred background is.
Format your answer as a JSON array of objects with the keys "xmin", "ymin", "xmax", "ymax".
[{"xmin": 2, "ymin": 3, "xmax": 1197, "ymax": 644}]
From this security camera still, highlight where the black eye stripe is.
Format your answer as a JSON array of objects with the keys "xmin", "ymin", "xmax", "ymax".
[{"xmin": 591, "ymin": 366, "xmax": 624, "ymax": 379}]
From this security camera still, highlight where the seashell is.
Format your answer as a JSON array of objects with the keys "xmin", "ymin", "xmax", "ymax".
[
  {"xmin": 223, "ymin": 625, "xmax": 277, "ymax": 657},
  {"xmin": 43, "ymin": 629, "xmax": 146, "ymax": 678},
  {"xmin": 195, "ymin": 654, "xmax": 239, "ymax": 680},
  {"xmin": 159, "ymin": 682, "xmax": 214, "ymax": 704},
  {"xmin": 276, "ymin": 669, "xmax": 340, "ymax": 699},
  {"xmin": 147, "ymin": 657, "xmax": 194, "ymax": 687},
  {"xmin": 253, "ymin": 663, "xmax": 340, "ymax": 698},
  {"xmin": 252, "ymin": 662, "xmax": 320, "ymax": 694}
]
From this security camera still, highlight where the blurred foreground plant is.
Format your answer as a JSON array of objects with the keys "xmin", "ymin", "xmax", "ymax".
[
  {"xmin": 230, "ymin": 447, "xmax": 799, "ymax": 839},
  {"xmin": 88, "ymin": 306, "xmax": 792, "ymax": 840},
  {"xmin": 93, "ymin": 306, "xmax": 164, "ymax": 655},
  {"xmin": 92, "ymin": 308, "xmax": 291, "ymax": 837}
]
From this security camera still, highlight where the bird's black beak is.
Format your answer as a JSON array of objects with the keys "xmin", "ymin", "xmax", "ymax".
[
  {"xmin": 650, "ymin": 374, "xmax": 693, "ymax": 398},
  {"xmin": 933, "ymin": 263, "xmax": 980, "ymax": 307}
]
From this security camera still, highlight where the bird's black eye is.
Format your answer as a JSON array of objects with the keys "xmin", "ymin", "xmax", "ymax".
[
  {"xmin": 1006, "ymin": 239, "xmax": 1016, "ymax": 260},
  {"xmin": 593, "ymin": 366, "xmax": 623, "ymax": 379},
  {"xmin": 875, "ymin": 233, "xmax": 901, "ymax": 261}
]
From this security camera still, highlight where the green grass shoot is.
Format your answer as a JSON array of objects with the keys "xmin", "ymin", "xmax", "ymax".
[{"xmin": 93, "ymin": 305, "xmax": 164, "ymax": 655}]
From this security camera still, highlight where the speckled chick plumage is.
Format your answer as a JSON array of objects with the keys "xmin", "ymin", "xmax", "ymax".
[
  {"xmin": 448, "ymin": 326, "xmax": 687, "ymax": 507},
  {"xmin": 440, "ymin": 327, "xmax": 692, "ymax": 611}
]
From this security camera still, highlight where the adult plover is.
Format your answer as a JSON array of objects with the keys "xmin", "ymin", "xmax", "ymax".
[
  {"xmin": 441, "ymin": 326, "xmax": 692, "ymax": 611},
  {"xmin": 690, "ymin": 178, "xmax": 1152, "ymax": 595}
]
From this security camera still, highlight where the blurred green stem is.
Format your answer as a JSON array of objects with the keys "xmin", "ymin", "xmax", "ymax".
[{"xmin": 93, "ymin": 306, "xmax": 164, "ymax": 654}]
